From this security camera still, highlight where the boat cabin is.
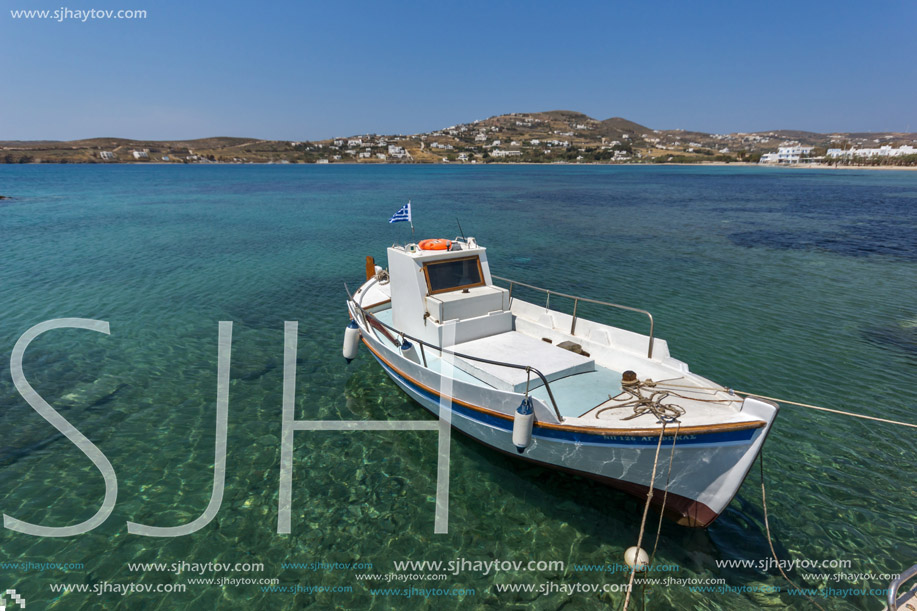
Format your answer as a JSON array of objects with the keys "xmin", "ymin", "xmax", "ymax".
[
  {"xmin": 388, "ymin": 239, "xmax": 513, "ymax": 346},
  {"xmin": 386, "ymin": 238, "xmax": 596, "ymax": 393}
]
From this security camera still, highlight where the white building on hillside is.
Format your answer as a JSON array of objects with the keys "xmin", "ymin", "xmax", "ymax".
[
  {"xmin": 826, "ymin": 145, "xmax": 917, "ymax": 159},
  {"xmin": 776, "ymin": 145, "xmax": 814, "ymax": 163},
  {"xmin": 388, "ymin": 145, "xmax": 409, "ymax": 160},
  {"xmin": 759, "ymin": 144, "xmax": 814, "ymax": 164}
]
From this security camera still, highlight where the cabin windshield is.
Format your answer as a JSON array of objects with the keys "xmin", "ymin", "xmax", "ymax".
[{"xmin": 423, "ymin": 256, "xmax": 484, "ymax": 294}]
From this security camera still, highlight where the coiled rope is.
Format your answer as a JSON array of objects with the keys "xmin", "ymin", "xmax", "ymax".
[
  {"xmin": 373, "ymin": 268, "xmax": 390, "ymax": 285},
  {"xmin": 597, "ymin": 378, "xmax": 687, "ymax": 422}
]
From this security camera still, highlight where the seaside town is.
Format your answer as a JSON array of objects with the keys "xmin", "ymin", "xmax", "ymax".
[{"xmin": 2, "ymin": 110, "xmax": 915, "ymax": 166}]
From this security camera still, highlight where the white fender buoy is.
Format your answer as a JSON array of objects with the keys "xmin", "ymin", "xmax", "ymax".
[
  {"xmin": 512, "ymin": 396, "xmax": 535, "ymax": 453},
  {"xmin": 624, "ymin": 546, "xmax": 649, "ymax": 572},
  {"xmin": 400, "ymin": 339, "xmax": 419, "ymax": 363},
  {"xmin": 343, "ymin": 320, "xmax": 360, "ymax": 362}
]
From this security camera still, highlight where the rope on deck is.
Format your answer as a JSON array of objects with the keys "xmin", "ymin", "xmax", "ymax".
[{"xmin": 597, "ymin": 378, "xmax": 688, "ymax": 422}]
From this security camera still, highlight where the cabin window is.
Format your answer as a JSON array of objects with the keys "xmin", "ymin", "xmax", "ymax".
[{"xmin": 423, "ymin": 256, "xmax": 485, "ymax": 294}]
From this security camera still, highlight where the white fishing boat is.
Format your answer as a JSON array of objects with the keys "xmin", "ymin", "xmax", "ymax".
[{"xmin": 343, "ymin": 236, "xmax": 779, "ymax": 527}]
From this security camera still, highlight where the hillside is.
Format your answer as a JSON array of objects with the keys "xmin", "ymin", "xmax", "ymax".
[{"xmin": 2, "ymin": 112, "xmax": 915, "ymax": 165}]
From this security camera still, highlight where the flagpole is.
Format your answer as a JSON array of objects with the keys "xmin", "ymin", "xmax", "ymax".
[
  {"xmin": 409, "ymin": 199, "xmax": 414, "ymax": 237},
  {"xmin": 388, "ymin": 201, "xmax": 413, "ymax": 243}
]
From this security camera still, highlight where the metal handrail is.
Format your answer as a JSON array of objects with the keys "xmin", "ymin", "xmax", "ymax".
[
  {"xmin": 888, "ymin": 563, "xmax": 917, "ymax": 610},
  {"xmin": 492, "ymin": 275, "xmax": 656, "ymax": 359},
  {"xmin": 347, "ymin": 297, "xmax": 564, "ymax": 422}
]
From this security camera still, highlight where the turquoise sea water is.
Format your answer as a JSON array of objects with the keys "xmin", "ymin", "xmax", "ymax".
[{"xmin": 0, "ymin": 164, "xmax": 915, "ymax": 610}]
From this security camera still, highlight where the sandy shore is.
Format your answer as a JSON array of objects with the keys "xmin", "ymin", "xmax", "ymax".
[
  {"xmin": 6, "ymin": 160, "xmax": 917, "ymax": 170},
  {"xmin": 763, "ymin": 163, "xmax": 917, "ymax": 171},
  {"xmin": 480, "ymin": 161, "xmax": 917, "ymax": 171}
]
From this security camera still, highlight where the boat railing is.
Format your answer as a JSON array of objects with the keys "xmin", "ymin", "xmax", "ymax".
[
  {"xmin": 888, "ymin": 563, "xmax": 917, "ymax": 610},
  {"xmin": 347, "ymin": 295, "xmax": 565, "ymax": 422},
  {"xmin": 492, "ymin": 275, "xmax": 656, "ymax": 359}
]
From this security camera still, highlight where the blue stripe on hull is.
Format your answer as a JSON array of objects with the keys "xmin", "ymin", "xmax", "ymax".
[{"xmin": 368, "ymin": 350, "xmax": 757, "ymax": 448}]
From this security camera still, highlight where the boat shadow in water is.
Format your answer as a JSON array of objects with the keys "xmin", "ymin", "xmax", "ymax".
[{"xmin": 452, "ymin": 422, "xmax": 794, "ymax": 561}]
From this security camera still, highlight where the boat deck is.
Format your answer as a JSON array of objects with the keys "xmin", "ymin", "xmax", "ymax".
[
  {"xmin": 367, "ymin": 307, "xmax": 758, "ymax": 428},
  {"xmin": 452, "ymin": 331, "xmax": 595, "ymax": 393},
  {"xmin": 530, "ymin": 366, "xmax": 625, "ymax": 418}
]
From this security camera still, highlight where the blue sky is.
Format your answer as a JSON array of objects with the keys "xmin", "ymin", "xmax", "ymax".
[{"xmin": 2, "ymin": 0, "xmax": 915, "ymax": 140}]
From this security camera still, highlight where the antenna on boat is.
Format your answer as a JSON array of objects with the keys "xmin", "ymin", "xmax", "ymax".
[{"xmin": 456, "ymin": 217, "xmax": 466, "ymax": 241}]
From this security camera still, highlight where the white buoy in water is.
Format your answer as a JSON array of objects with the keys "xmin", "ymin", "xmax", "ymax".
[
  {"xmin": 624, "ymin": 546, "xmax": 649, "ymax": 572},
  {"xmin": 400, "ymin": 339, "xmax": 419, "ymax": 363},
  {"xmin": 512, "ymin": 397, "xmax": 535, "ymax": 453},
  {"xmin": 343, "ymin": 320, "xmax": 360, "ymax": 362}
]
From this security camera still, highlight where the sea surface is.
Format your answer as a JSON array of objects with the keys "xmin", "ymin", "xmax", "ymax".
[{"xmin": 0, "ymin": 164, "xmax": 915, "ymax": 610}]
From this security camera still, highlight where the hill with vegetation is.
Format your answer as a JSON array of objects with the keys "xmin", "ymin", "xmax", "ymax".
[{"xmin": 2, "ymin": 111, "xmax": 915, "ymax": 165}]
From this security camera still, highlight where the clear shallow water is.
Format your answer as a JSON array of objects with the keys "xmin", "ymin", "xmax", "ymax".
[{"xmin": 0, "ymin": 164, "xmax": 915, "ymax": 610}]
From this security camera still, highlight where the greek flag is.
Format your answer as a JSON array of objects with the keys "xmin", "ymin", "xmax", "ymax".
[{"xmin": 389, "ymin": 201, "xmax": 412, "ymax": 224}]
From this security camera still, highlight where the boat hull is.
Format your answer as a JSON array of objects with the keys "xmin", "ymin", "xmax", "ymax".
[{"xmin": 359, "ymin": 333, "xmax": 777, "ymax": 528}]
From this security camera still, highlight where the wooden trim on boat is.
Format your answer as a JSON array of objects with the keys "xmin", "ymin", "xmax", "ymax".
[
  {"xmin": 537, "ymin": 418, "xmax": 765, "ymax": 437},
  {"xmin": 363, "ymin": 338, "xmax": 514, "ymax": 417},
  {"xmin": 366, "ymin": 316, "xmax": 399, "ymax": 346},
  {"xmin": 364, "ymin": 298, "xmax": 391, "ymax": 310},
  {"xmin": 362, "ymin": 338, "xmax": 766, "ymax": 438}
]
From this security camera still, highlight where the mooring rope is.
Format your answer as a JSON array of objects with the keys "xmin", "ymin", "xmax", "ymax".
[
  {"xmin": 621, "ymin": 422, "xmax": 668, "ymax": 611},
  {"xmin": 642, "ymin": 420, "xmax": 681, "ymax": 610},
  {"xmin": 759, "ymin": 453, "xmax": 827, "ymax": 611},
  {"xmin": 608, "ymin": 377, "xmax": 912, "ymax": 610},
  {"xmin": 649, "ymin": 382, "xmax": 917, "ymax": 429},
  {"xmin": 649, "ymin": 420, "xmax": 680, "ymax": 565},
  {"xmin": 742, "ymin": 392, "xmax": 917, "ymax": 429}
]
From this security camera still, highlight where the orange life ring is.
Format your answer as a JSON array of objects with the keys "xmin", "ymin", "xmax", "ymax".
[{"xmin": 418, "ymin": 238, "xmax": 452, "ymax": 251}]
